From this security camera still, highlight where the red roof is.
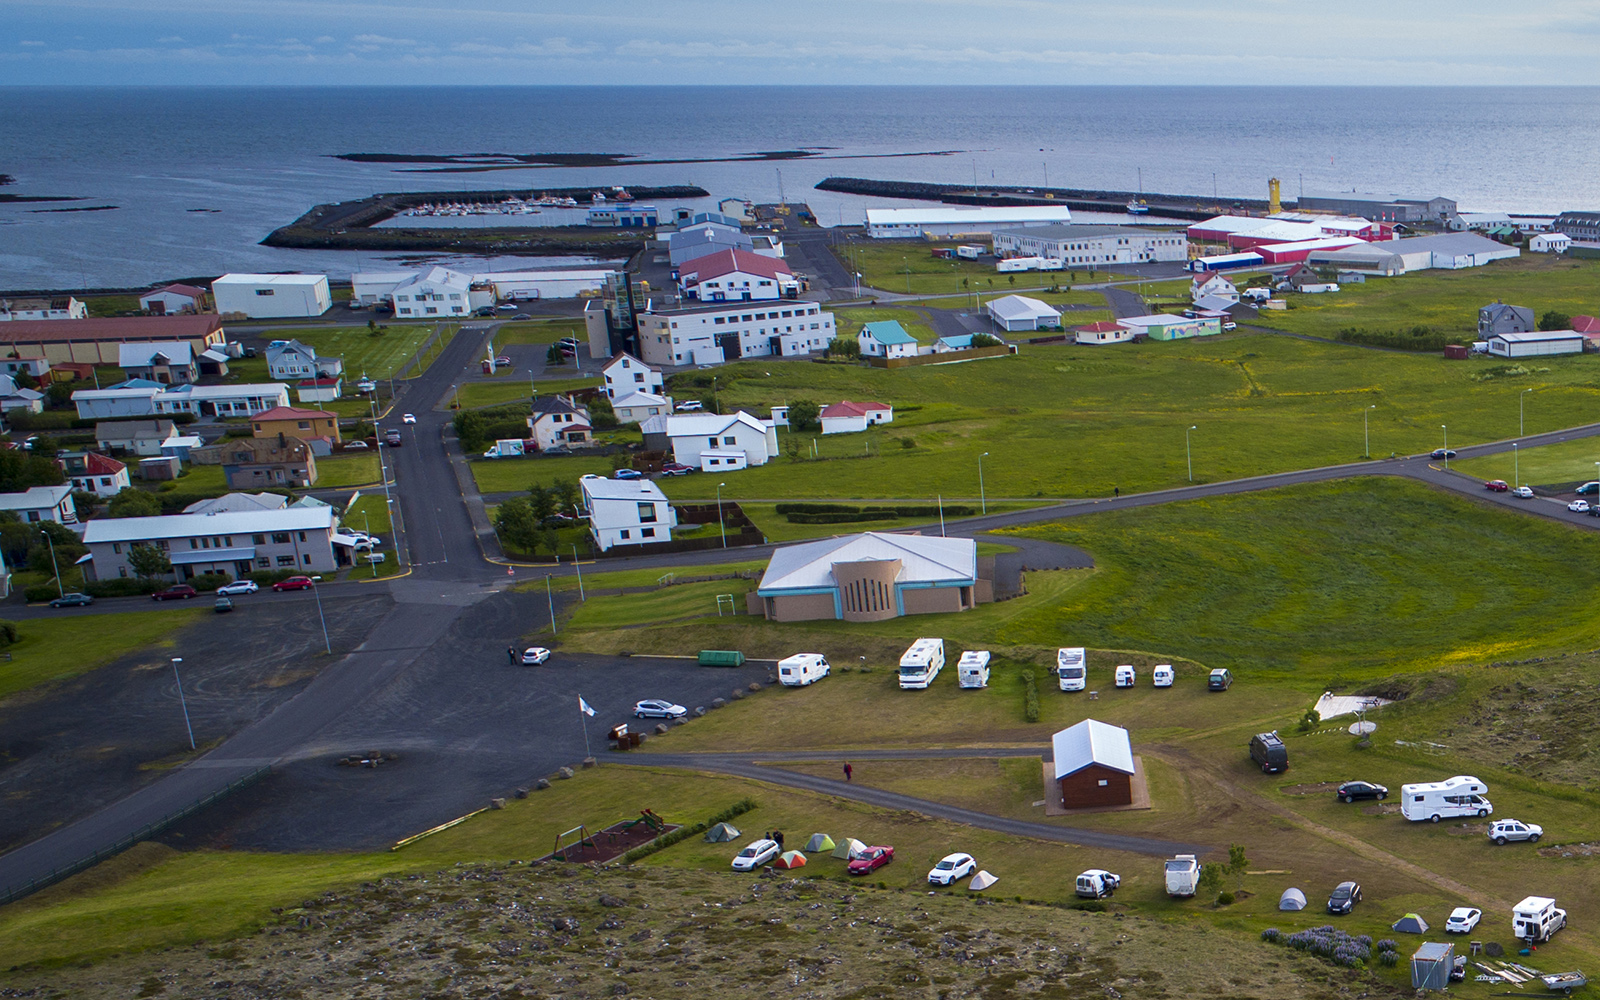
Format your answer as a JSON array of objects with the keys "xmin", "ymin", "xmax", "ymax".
[
  {"xmin": 82, "ymin": 452, "xmax": 127, "ymax": 476},
  {"xmin": 0, "ymin": 315, "xmax": 221, "ymax": 344},
  {"xmin": 1572, "ymin": 315, "xmax": 1600, "ymax": 335},
  {"xmin": 253, "ymin": 406, "xmax": 334, "ymax": 421},
  {"xmin": 1075, "ymin": 321, "xmax": 1125, "ymax": 333},
  {"xmin": 679, "ymin": 248, "xmax": 793, "ymax": 283},
  {"xmin": 821, "ymin": 399, "xmax": 891, "ymax": 418}
]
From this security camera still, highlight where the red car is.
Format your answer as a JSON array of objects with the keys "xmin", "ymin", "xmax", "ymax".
[
  {"xmin": 660, "ymin": 462, "xmax": 695, "ymax": 476},
  {"xmin": 151, "ymin": 584, "xmax": 198, "ymax": 601},
  {"xmin": 272, "ymin": 576, "xmax": 315, "ymax": 592},
  {"xmin": 1484, "ymin": 480, "xmax": 1509, "ymax": 492},
  {"xmin": 847, "ymin": 845, "xmax": 895, "ymax": 876}
]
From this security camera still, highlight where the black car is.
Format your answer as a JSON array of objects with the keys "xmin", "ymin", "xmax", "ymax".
[
  {"xmin": 48, "ymin": 592, "xmax": 94, "ymax": 608},
  {"xmin": 1336, "ymin": 781, "xmax": 1388, "ymax": 803},
  {"xmin": 1327, "ymin": 881, "xmax": 1362, "ymax": 915},
  {"xmin": 1431, "ymin": 448, "xmax": 1457, "ymax": 460}
]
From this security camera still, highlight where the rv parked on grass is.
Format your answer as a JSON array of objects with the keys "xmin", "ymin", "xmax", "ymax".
[
  {"xmin": 1057, "ymin": 647, "xmax": 1087, "ymax": 691},
  {"xmin": 1164, "ymin": 855, "xmax": 1200, "ymax": 897},
  {"xmin": 1513, "ymin": 896, "xmax": 1566, "ymax": 943},
  {"xmin": 1401, "ymin": 775, "xmax": 1493, "ymax": 823},
  {"xmin": 778, "ymin": 653, "xmax": 830, "ymax": 687},
  {"xmin": 898, "ymin": 638, "xmax": 945, "ymax": 690},
  {"xmin": 957, "ymin": 649, "xmax": 991, "ymax": 688}
]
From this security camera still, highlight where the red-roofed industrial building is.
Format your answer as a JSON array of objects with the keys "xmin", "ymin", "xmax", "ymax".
[{"xmin": 677, "ymin": 249, "xmax": 800, "ymax": 301}]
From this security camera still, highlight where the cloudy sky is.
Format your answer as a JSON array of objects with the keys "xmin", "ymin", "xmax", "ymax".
[{"xmin": 4, "ymin": 0, "xmax": 1600, "ymax": 86}]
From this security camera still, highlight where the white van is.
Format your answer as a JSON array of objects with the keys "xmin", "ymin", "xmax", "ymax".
[
  {"xmin": 778, "ymin": 653, "xmax": 830, "ymax": 687},
  {"xmin": 1114, "ymin": 664, "xmax": 1135, "ymax": 688},
  {"xmin": 1151, "ymin": 664, "xmax": 1174, "ymax": 687},
  {"xmin": 957, "ymin": 650, "xmax": 991, "ymax": 689},
  {"xmin": 1400, "ymin": 775, "xmax": 1493, "ymax": 823},
  {"xmin": 1057, "ymin": 647, "xmax": 1087, "ymax": 691},
  {"xmin": 898, "ymin": 638, "xmax": 945, "ymax": 690},
  {"xmin": 1513, "ymin": 896, "xmax": 1567, "ymax": 943}
]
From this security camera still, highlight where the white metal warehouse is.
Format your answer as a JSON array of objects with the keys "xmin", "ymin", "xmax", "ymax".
[
  {"xmin": 865, "ymin": 206, "xmax": 1074, "ymax": 239},
  {"xmin": 211, "ymin": 274, "xmax": 331, "ymax": 319},
  {"xmin": 1487, "ymin": 331, "xmax": 1585, "ymax": 358},
  {"xmin": 985, "ymin": 294, "xmax": 1061, "ymax": 332}
]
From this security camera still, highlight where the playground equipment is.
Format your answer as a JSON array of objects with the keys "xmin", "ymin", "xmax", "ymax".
[{"xmin": 551, "ymin": 825, "xmax": 597, "ymax": 861}]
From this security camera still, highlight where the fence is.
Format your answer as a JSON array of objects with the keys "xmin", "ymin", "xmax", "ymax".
[{"xmin": 0, "ymin": 765, "xmax": 272, "ymax": 907}]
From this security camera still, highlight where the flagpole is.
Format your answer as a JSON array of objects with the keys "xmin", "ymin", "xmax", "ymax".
[{"xmin": 579, "ymin": 696, "xmax": 594, "ymax": 758}]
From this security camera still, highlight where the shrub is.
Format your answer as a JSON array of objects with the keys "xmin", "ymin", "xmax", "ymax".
[
  {"xmin": 1216, "ymin": 891, "xmax": 1235, "ymax": 906},
  {"xmin": 1261, "ymin": 928, "xmax": 1280, "ymax": 942},
  {"xmin": 24, "ymin": 583, "xmax": 60, "ymax": 602},
  {"xmin": 1022, "ymin": 668, "xmax": 1039, "ymax": 723},
  {"xmin": 620, "ymin": 798, "xmax": 757, "ymax": 863},
  {"xmin": 1335, "ymin": 325, "xmax": 1453, "ymax": 352},
  {"xmin": 1069, "ymin": 900, "xmax": 1105, "ymax": 912},
  {"xmin": 84, "ymin": 577, "xmax": 163, "ymax": 598},
  {"xmin": 1377, "ymin": 950, "xmax": 1399, "ymax": 967},
  {"xmin": 785, "ymin": 511, "xmax": 898, "ymax": 525},
  {"xmin": 189, "ymin": 572, "xmax": 230, "ymax": 593},
  {"xmin": 247, "ymin": 568, "xmax": 302, "ymax": 585}
]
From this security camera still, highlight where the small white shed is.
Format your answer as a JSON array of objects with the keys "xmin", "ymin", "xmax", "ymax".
[{"xmin": 1488, "ymin": 331, "xmax": 1585, "ymax": 358}]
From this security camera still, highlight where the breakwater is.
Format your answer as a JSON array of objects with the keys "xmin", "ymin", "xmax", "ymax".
[{"xmin": 816, "ymin": 177, "xmax": 1273, "ymax": 222}]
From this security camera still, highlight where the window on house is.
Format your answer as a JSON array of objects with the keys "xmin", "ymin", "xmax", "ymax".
[
  {"xmin": 638, "ymin": 502, "xmax": 657, "ymax": 523},
  {"xmin": 723, "ymin": 435, "xmax": 736, "ymax": 445},
  {"xmin": 303, "ymin": 554, "xmax": 311, "ymax": 564},
  {"xmin": 642, "ymin": 527, "xmax": 656, "ymax": 538},
  {"xmin": 257, "ymin": 557, "xmax": 270, "ymax": 568},
  {"xmin": 272, "ymin": 532, "xmax": 290, "ymax": 544},
  {"xmin": 298, "ymin": 532, "xmax": 306, "ymax": 542},
  {"xmin": 255, "ymin": 289, "xmax": 275, "ymax": 296},
  {"xmin": 620, "ymin": 529, "xmax": 630, "ymax": 539},
  {"xmin": 277, "ymin": 555, "xmax": 295, "ymax": 566}
]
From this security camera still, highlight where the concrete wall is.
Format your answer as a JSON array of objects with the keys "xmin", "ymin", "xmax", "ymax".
[
  {"xmin": 766, "ymin": 591, "xmax": 837, "ymax": 622},
  {"xmin": 901, "ymin": 585, "xmax": 965, "ymax": 616}
]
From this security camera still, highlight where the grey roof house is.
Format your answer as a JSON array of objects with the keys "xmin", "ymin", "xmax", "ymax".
[
  {"xmin": 1479, "ymin": 302, "xmax": 1535, "ymax": 337},
  {"xmin": 266, "ymin": 339, "xmax": 344, "ymax": 381}
]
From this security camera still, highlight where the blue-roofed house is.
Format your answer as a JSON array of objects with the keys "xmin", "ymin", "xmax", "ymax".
[{"xmin": 857, "ymin": 320, "xmax": 919, "ymax": 359}]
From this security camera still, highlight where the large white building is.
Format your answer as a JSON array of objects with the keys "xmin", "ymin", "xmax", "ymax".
[
  {"xmin": 0, "ymin": 296, "xmax": 88, "ymax": 322},
  {"xmin": 73, "ymin": 384, "xmax": 165, "ymax": 420},
  {"xmin": 985, "ymin": 294, "xmax": 1061, "ymax": 332},
  {"xmin": 580, "ymin": 476, "xmax": 678, "ymax": 551},
  {"xmin": 993, "ymin": 225, "xmax": 1189, "ymax": 265},
  {"xmin": 1487, "ymin": 331, "xmax": 1585, "ymax": 358},
  {"xmin": 353, "ymin": 267, "xmax": 613, "ymax": 305},
  {"xmin": 679, "ymin": 249, "xmax": 800, "ymax": 301},
  {"xmin": 392, "ymin": 266, "xmax": 473, "ymax": 319},
  {"xmin": 82, "ymin": 506, "xmax": 341, "ymax": 582},
  {"xmin": 1307, "ymin": 233, "xmax": 1520, "ymax": 275},
  {"xmin": 151, "ymin": 383, "xmax": 292, "ymax": 418},
  {"xmin": 666, "ymin": 411, "xmax": 779, "ymax": 471},
  {"xmin": 865, "ymin": 206, "xmax": 1075, "ymax": 239},
  {"xmin": 211, "ymin": 274, "xmax": 331, "ymax": 319},
  {"xmin": 636, "ymin": 301, "xmax": 835, "ymax": 367}
]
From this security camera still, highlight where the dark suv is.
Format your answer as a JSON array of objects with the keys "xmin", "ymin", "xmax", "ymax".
[
  {"xmin": 1249, "ymin": 731, "xmax": 1288, "ymax": 773},
  {"xmin": 1208, "ymin": 668, "xmax": 1233, "ymax": 691}
]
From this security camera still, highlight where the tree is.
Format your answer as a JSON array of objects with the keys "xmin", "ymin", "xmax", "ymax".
[
  {"xmin": 826, "ymin": 337, "xmax": 860, "ymax": 360},
  {"xmin": 527, "ymin": 484, "xmax": 557, "ymax": 522},
  {"xmin": 1225, "ymin": 843, "xmax": 1250, "ymax": 892},
  {"xmin": 494, "ymin": 496, "xmax": 542, "ymax": 554},
  {"xmin": 551, "ymin": 477, "xmax": 580, "ymax": 517},
  {"xmin": 107, "ymin": 487, "xmax": 162, "ymax": 518},
  {"xmin": 1539, "ymin": 310, "xmax": 1572, "ymax": 331},
  {"xmin": 589, "ymin": 394, "xmax": 618, "ymax": 429},
  {"xmin": 970, "ymin": 333, "xmax": 1001, "ymax": 348},
  {"xmin": 127, "ymin": 543, "xmax": 173, "ymax": 579},
  {"xmin": 69, "ymin": 490, "xmax": 102, "ymax": 519},
  {"xmin": 786, "ymin": 399, "xmax": 821, "ymax": 431},
  {"xmin": 14, "ymin": 371, "xmax": 36, "ymax": 391},
  {"xmin": 1008, "ymin": 274, "xmax": 1016, "ymax": 287},
  {"xmin": 453, "ymin": 410, "xmax": 486, "ymax": 452},
  {"xmin": 28, "ymin": 521, "xmax": 86, "ymax": 577},
  {"xmin": 1197, "ymin": 862, "xmax": 1223, "ymax": 900},
  {"xmin": 541, "ymin": 527, "xmax": 561, "ymax": 557},
  {"xmin": 45, "ymin": 382, "xmax": 73, "ymax": 408}
]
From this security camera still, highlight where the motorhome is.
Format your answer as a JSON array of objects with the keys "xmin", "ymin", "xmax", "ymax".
[
  {"xmin": 1151, "ymin": 664, "xmax": 1174, "ymax": 687},
  {"xmin": 1056, "ymin": 647, "xmax": 1087, "ymax": 691},
  {"xmin": 1513, "ymin": 896, "xmax": 1567, "ymax": 943},
  {"xmin": 898, "ymin": 638, "xmax": 946, "ymax": 690},
  {"xmin": 777, "ymin": 653, "xmax": 830, "ymax": 687},
  {"xmin": 957, "ymin": 649, "xmax": 991, "ymax": 689},
  {"xmin": 1114, "ymin": 664, "xmax": 1135, "ymax": 688},
  {"xmin": 1164, "ymin": 855, "xmax": 1200, "ymax": 897},
  {"xmin": 1401, "ymin": 775, "xmax": 1493, "ymax": 823}
]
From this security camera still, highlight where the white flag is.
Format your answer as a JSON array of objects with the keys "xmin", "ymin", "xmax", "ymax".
[{"xmin": 579, "ymin": 697, "xmax": 595, "ymax": 717}]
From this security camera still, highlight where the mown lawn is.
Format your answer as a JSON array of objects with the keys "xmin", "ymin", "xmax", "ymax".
[
  {"xmin": 313, "ymin": 453, "xmax": 381, "ymax": 488},
  {"xmin": 1454, "ymin": 434, "xmax": 1600, "ymax": 487},
  {"xmin": 0, "ymin": 610, "xmax": 204, "ymax": 700},
  {"xmin": 833, "ymin": 306, "xmax": 939, "ymax": 344},
  {"xmin": 455, "ymin": 375, "xmax": 599, "ymax": 410},
  {"xmin": 492, "ymin": 320, "xmax": 583, "ymax": 346},
  {"xmin": 841, "ymin": 241, "xmax": 1171, "ymax": 296}
]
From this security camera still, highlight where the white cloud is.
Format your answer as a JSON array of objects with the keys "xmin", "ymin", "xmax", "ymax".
[
  {"xmin": 157, "ymin": 35, "xmax": 182, "ymax": 43},
  {"xmin": 351, "ymin": 33, "xmax": 417, "ymax": 45},
  {"xmin": 18, "ymin": 40, "xmax": 46, "ymax": 46}
]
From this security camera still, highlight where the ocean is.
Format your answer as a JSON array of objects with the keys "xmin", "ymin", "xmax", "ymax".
[{"xmin": 2, "ymin": 85, "xmax": 1598, "ymax": 290}]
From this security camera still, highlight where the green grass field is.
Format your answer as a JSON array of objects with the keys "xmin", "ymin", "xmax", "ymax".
[
  {"xmin": 470, "ymin": 453, "xmax": 614, "ymax": 493},
  {"xmin": 455, "ymin": 375, "xmax": 600, "ymax": 410},
  {"xmin": 1251, "ymin": 254, "xmax": 1600, "ymax": 341},
  {"xmin": 312, "ymin": 453, "xmax": 380, "ymax": 488},
  {"xmin": 841, "ymin": 241, "xmax": 1171, "ymax": 296},
  {"xmin": 647, "ymin": 332, "xmax": 1600, "ymax": 502},
  {"xmin": 833, "ymin": 306, "xmax": 940, "ymax": 344},
  {"xmin": 1455, "ymin": 435, "xmax": 1600, "ymax": 487},
  {"xmin": 492, "ymin": 319, "xmax": 583, "ymax": 345},
  {"xmin": 226, "ymin": 325, "xmax": 441, "ymax": 381},
  {"xmin": 0, "ymin": 610, "xmax": 203, "ymax": 700}
]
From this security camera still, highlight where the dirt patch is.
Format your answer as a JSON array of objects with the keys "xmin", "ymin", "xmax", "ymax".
[
  {"xmin": 535, "ymin": 816, "xmax": 682, "ymax": 864},
  {"xmin": 1445, "ymin": 822, "xmax": 1488, "ymax": 836},
  {"xmin": 1354, "ymin": 673, "xmax": 1458, "ymax": 703},
  {"xmin": 1280, "ymin": 782, "xmax": 1340, "ymax": 796},
  {"xmin": 1361, "ymin": 803, "xmax": 1404, "ymax": 816},
  {"xmin": 1540, "ymin": 841, "xmax": 1600, "ymax": 858}
]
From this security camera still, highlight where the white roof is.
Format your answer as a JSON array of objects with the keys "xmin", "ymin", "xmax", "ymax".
[
  {"xmin": 1052, "ymin": 719, "xmax": 1135, "ymax": 779},
  {"xmin": 1491, "ymin": 331, "xmax": 1584, "ymax": 342},
  {"xmin": 0, "ymin": 486, "xmax": 72, "ymax": 511},
  {"xmin": 394, "ymin": 265, "xmax": 472, "ymax": 294},
  {"xmin": 1459, "ymin": 212, "xmax": 1512, "ymax": 223},
  {"xmin": 350, "ymin": 270, "xmax": 417, "ymax": 285},
  {"xmin": 182, "ymin": 492, "xmax": 290, "ymax": 515},
  {"xmin": 157, "ymin": 383, "xmax": 289, "ymax": 399},
  {"xmin": 73, "ymin": 386, "xmax": 161, "ymax": 401},
  {"xmin": 866, "ymin": 206, "xmax": 1074, "ymax": 226},
  {"xmin": 1117, "ymin": 314, "xmax": 1197, "ymax": 328},
  {"xmin": 666, "ymin": 410, "xmax": 770, "ymax": 439},
  {"xmin": 478, "ymin": 268, "xmax": 614, "ymax": 283},
  {"xmin": 213, "ymin": 273, "xmax": 326, "ymax": 287},
  {"xmin": 1190, "ymin": 215, "xmax": 1277, "ymax": 234},
  {"xmin": 118, "ymin": 341, "xmax": 193, "ymax": 367},
  {"xmin": 758, "ymin": 531, "xmax": 977, "ymax": 592},
  {"xmin": 603, "ymin": 353, "xmax": 654, "ymax": 376},
  {"xmin": 580, "ymin": 477, "xmax": 669, "ymax": 503},
  {"xmin": 640, "ymin": 413, "xmax": 669, "ymax": 435},
  {"xmin": 83, "ymin": 506, "xmax": 335, "ymax": 544},
  {"xmin": 612, "ymin": 391, "xmax": 669, "ymax": 409},
  {"xmin": 986, "ymin": 294, "xmax": 1061, "ymax": 322},
  {"xmin": 1191, "ymin": 294, "xmax": 1238, "ymax": 312},
  {"xmin": 1261, "ymin": 236, "xmax": 1365, "ymax": 254}
]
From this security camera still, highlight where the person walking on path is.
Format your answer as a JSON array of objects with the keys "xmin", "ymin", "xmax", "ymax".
[
  {"xmin": 506, "ymin": 645, "xmax": 517, "ymax": 666},
  {"xmin": 843, "ymin": 762, "xmax": 853, "ymax": 782}
]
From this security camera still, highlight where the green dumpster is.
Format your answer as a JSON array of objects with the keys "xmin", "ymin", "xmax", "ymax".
[{"xmin": 698, "ymin": 650, "xmax": 746, "ymax": 667}]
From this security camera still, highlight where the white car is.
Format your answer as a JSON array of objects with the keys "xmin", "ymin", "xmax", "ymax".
[
  {"xmin": 1569, "ymin": 499, "xmax": 1590, "ymax": 513},
  {"xmin": 674, "ymin": 400, "xmax": 704, "ymax": 412},
  {"xmin": 520, "ymin": 647, "xmax": 550, "ymax": 665},
  {"xmin": 1487, "ymin": 818, "xmax": 1543, "ymax": 844},
  {"xmin": 927, "ymin": 852, "xmax": 976, "ymax": 886},
  {"xmin": 731, "ymin": 839, "xmax": 779, "ymax": 872},
  {"xmin": 215, "ymin": 580, "xmax": 259, "ymax": 596},
  {"xmin": 1512, "ymin": 486, "xmax": 1535, "ymax": 498},
  {"xmin": 1445, "ymin": 907, "xmax": 1482, "ymax": 934},
  {"xmin": 402, "ymin": 413, "xmax": 416, "ymax": 424},
  {"xmin": 633, "ymin": 699, "xmax": 687, "ymax": 720}
]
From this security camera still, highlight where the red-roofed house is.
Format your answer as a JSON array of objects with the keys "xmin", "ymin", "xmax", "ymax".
[
  {"xmin": 250, "ymin": 405, "xmax": 341, "ymax": 443},
  {"xmin": 139, "ymin": 284, "xmax": 208, "ymax": 315},
  {"xmin": 1572, "ymin": 315, "xmax": 1600, "ymax": 341},
  {"xmin": 61, "ymin": 451, "xmax": 131, "ymax": 497},
  {"xmin": 677, "ymin": 249, "xmax": 800, "ymax": 301},
  {"xmin": 1074, "ymin": 320, "xmax": 1135, "ymax": 346},
  {"xmin": 820, "ymin": 399, "xmax": 894, "ymax": 435},
  {"xmin": 296, "ymin": 377, "xmax": 343, "ymax": 404}
]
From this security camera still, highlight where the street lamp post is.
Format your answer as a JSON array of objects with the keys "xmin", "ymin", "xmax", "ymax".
[
  {"xmin": 39, "ymin": 529, "xmax": 62, "ymax": 599},
  {"xmin": 362, "ymin": 510, "xmax": 377, "ymax": 579},
  {"xmin": 1441, "ymin": 424, "xmax": 1449, "ymax": 469},
  {"xmin": 1186, "ymin": 425, "xmax": 1197, "ymax": 482},
  {"xmin": 979, "ymin": 452, "xmax": 989, "ymax": 515},
  {"xmin": 1364, "ymin": 404, "xmax": 1376, "ymax": 459},
  {"xmin": 717, "ymin": 482, "xmax": 728, "ymax": 548},
  {"xmin": 1513, "ymin": 443, "xmax": 1518, "ymax": 486},
  {"xmin": 309, "ymin": 575, "xmax": 331, "ymax": 654},
  {"xmin": 171, "ymin": 657, "xmax": 195, "ymax": 751},
  {"xmin": 1521, "ymin": 387, "xmax": 1533, "ymax": 437}
]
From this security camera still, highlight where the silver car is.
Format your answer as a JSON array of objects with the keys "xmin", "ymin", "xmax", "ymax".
[{"xmin": 1487, "ymin": 819, "xmax": 1542, "ymax": 845}]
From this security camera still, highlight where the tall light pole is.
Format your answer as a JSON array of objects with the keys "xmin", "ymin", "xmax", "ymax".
[
  {"xmin": 1186, "ymin": 425, "xmax": 1197, "ymax": 482},
  {"xmin": 39, "ymin": 529, "xmax": 62, "ymax": 599},
  {"xmin": 1364, "ymin": 404, "xmax": 1376, "ymax": 459},
  {"xmin": 1521, "ymin": 387, "xmax": 1533, "ymax": 437},
  {"xmin": 171, "ymin": 657, "xmax": 195, "ymax": 751},
  {"xmin": 717, "ymin": 482, "xmax": 728, "ymax": 547},
  {"xmin": 979, "ymin": 452, "xmax": 989, "ymax": 515},
  {"xmin": 572, "ymin": 544, "xmax": 585, "ymax": 601},
  {"xmin": 546, "ymin": 574, "xmax": 557, "ymax": 634},
  {"xmin": 1513, "ymin": 442, "xmax": 1519, "ymax": 486},
  {"xmin": 309, "ymin": 575, "xmax": 331, "ymax": 654},
  {"xmin": 362, "ymin": 510, "xmax": 376, "ymax": 578},
  {"xmin": 1441, "ymin": 424, "xmax": 1449, "ymax": 469}
]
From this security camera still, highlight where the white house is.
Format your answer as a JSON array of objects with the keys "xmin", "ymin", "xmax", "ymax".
[
  {"xmin": 527, "ymin": 395, "xmax": 591, "ymax": 451},
  {"xmin": 666, "ymin": 411, "xmax": 778, "ymax": 470},
  {"xmin": 857, "ymin": 320, "xmax": 919, "ymax": 359},
  {"xmin": 81, "ymin": 506, "xmax": 340, "ymax": 582},
  {"xmin": 73, "ymin": 384, "xmax": 164, "ymax": 420},
  {"xmin": 602, "ymin": 354, "xmax": 663, "ymax": 400},
  {"xmin": 1448, "ymin": 212, "xmax": 1513, "ymax": 231},
  {"xmin": 580, "ymin": 476, "xmax": 678, "ymax": 551},
  {"xmin": 211, "ymin": 274, "xmax": 331, "ymax": 319},
  {"xmin": 1487, "ymin": 331, "xmax": 1585, "ymax": 358},
  {"xmin": 635, "ymin": 301, "xmax": 836, "ymax": 367},
  {"xmin": 992, "ymin": 224, "xmax": 1188, "ymax": 264},
  {"xmin": 612, "ymin": 391, "xmax": 672, "ymax": 425},
  {"xmin": 865, "ymin": 206, "xmax": 1074, "ymax": 239},
  {"xmin": 139, "ymin": 284, "xmax": 206, "ymax": 315},
  {"xmin": 1190, "ymin": 273, "xmax": 1239, "ymax": 303},
  {"xmin": 1529, "ymin": 232, "xmax": 1572, "ymax": 254},
  {"xmin": 985, "ymin": 294, "xmax": 1061, "ymax": 333},
  {"xmin": 151, "ymin": 383, "xmax": 292, "ymax": 418},
  {"xmin": 0, "ymin": 296, "xmax": 88, "ymax": 322},
  {"xmin": 678, "ymin": 249, "xmax": 799, "ymax": 301},
  {"xmin": 1074, "ymin": 321, "xmax": 1136, "ymax": 346},
  {"xmin": 95, "ymin": 419, "xmax": 178, "ymax": 456},
  {"xmin": 391, "ymin": 266, "xmax": 473, "ymax": 319},
  {"xmin": 118, "ymin": 342, "xmax": 198, "ymax": 384},
  {"xmin": 820, "ymin": 400, "xmax": 894, "ymax": 435},
  {"xmin": 61, "ymin": 452, "xmax": 131, "ymax": 498},
  {"xmin": 0, "ymin": 485, "xmax": 78, "ymax": 525},
  {"xmin": 350, "ymin": 271, "xmax": 417, "ymax": 305},
  {"xmin": 267, "ymin": 339, "xmax": 344, "ymax": 380},
  {"xmin": 296, "ymin": 378, "xmax": 342, "ymax": 404},
  {"xmin": 669, "ymin": 226, "xmax": 753, "ymax": 268}
]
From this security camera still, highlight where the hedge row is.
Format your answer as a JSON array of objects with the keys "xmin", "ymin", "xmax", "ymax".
[
  {"xmin": 776, "ymin": 502, "xmax": 976, "ymax": 518},
  {"xmin": 785, "ymin": 511, "xmax": 899, "ymax": 525},
  {"xmin": 1022, "ymin": 667, "xmax": 1040, "ymax": 723},
  {"xmin": 29, "ymin": 570, "xmax": 292, "ymax": 602},
  {"xmin": 1335, "ymin": 325, "xmax": 1454, "ymax": 352},
  {"xmin": 621, "ymin": 797, "xmax": 758, "ymax": 864}
]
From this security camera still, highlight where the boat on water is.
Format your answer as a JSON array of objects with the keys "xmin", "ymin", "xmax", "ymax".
[{"xmin": 1126, "ymin": 200, "xmax": 1150, "ymax": 215}]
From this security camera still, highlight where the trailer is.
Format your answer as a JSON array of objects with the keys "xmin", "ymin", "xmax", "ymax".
[
  {"xmin": 997, "ymin": 256, "xmax": 1045, "ymax": 273},
  {"xmin": 956, "ymin": 244, "xmax": 986, "ymax": 260},
  {"xmin": 1542, "ymin": 971, "xmax": 1587, "ymax": 993}
]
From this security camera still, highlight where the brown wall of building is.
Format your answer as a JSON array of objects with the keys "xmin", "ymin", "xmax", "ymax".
[
  {"xmin": 1057, "ymin": 765, "xmax": 1133, "ymax": 809},
  {"xmin": 768, "ymin": 592, "xmax": 837, "ymax": 622},
  {"xmin": 833, "ymin": 558, "xmax": 901, "ymax": 622},
  {"xmin": 901, "ymin": 585, "xmax": 964, "ymax": 616}
]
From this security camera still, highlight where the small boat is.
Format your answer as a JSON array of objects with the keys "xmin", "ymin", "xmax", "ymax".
[{"xmin": 1126, "ymin": 199, "xmax": 1149, "ymax": 215}]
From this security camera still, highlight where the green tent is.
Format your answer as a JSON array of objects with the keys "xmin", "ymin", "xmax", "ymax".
[
  {"xmin": 704, "ymin": 822, "xmax": 741, "ymax": 843},
  {"xmin": 804, "ymin": 833, "xmax": 835, "ymax": 853},
  {"xmin": 1392, "ymin": 913, "xmax": 1429, "ymax": 934},
  {"xmin": 832, "ymin": 837, "xmax": 866, "ymax": 860}
]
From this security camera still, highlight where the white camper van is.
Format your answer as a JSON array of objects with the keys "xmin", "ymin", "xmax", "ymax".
[
  {"xmin": 1151, "ymin": 664, "xmax": 1174, "ymax": 687},
  {"xmin": 1513, "ymin": 896, "xmax": 1567, "ymax": 943},
  {"xmin": 898, "ymin": 638, "xmax": 946, "ymax": 690},
  {"xmin": 1057, "ymin": 647, "xmax": 1087, "ymax": 691},
  {"xmin": 957, "ymin": 649, "xmax": 992, "ymax": 689},
  {"xmin": 778, "ymin": 653, "xmax": 830, "ymax": 687},
  {"xmin": 1401, "ymin": 775, "xmax": 1493, "ymax": 823},
  {"xmin": 1114, "ymin": 664, "xmax": 1136, "ymax": 688},
  {"xmin": 1164, "ymin": 855, "xmax": 1200, "ymax": 897}
]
